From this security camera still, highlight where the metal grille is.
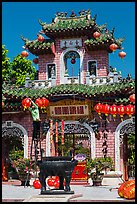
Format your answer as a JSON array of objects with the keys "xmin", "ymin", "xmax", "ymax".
[{"xmin": 119, "ymin": 122, "xmax": 135, "ymax": 144}]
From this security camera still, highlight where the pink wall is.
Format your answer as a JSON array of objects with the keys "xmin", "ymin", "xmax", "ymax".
[
  {"xmin": 38, "ymin": 38, "xmax": 109, "ymax": 85},
  {"xmin": 2, "ymin": 112, "xmax": 120, "ymax": 166}
]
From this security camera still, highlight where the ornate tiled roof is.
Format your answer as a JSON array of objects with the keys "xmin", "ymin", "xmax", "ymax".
[
  {"xmin": 21, "ymin": 36, "xmax": 55, "ymax": 56},
  {"xmin": 2, "ymin": 78, "xmax": 135, "ymax": 112},
  {"xmin": 38, "ymin": 10, "xmax": 96, "ymax": 38},
  {"xmin": 22, "ymin": 10, "xmax": 124, "ymax": 54},
  {"xmin": 84, "ymin": 33, "xmax": 124, "ymax": 52}
]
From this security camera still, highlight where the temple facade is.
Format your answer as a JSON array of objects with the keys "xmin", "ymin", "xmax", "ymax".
[{"xmin": 2, "ymin": 10, "xmax": 135, "ymax": 181}]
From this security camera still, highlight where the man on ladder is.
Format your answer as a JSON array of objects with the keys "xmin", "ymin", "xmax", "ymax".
[{"xmin": 28, "ymin": 99, "xmax": 42, "ymax": 162}]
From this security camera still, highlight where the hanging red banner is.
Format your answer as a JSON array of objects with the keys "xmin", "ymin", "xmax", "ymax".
[
  {"xmin": 50, "ymin": 119, "xmax": 53, "ymax": 150},
  {"xmin": 55, "ymin": 121, "xmax": 58, "ymax": 156},
  {"xmin": 61, "ymin": 120, "xmax": 65, "ymax": 145},
  {"xmin": 55, "ymin": 121, "xmax": 58, "ymax": 143}
]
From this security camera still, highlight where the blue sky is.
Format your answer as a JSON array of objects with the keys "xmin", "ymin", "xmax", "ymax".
[{"xmin": 2, "ymin": 2, "xmax": 135, "ymax": 79}]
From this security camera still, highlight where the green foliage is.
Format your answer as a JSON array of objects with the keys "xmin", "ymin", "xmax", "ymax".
[
  {"xmin": 9, "ymin": 149, "xmax": 24, "ymax": 161},
  {"xmin": 86, "ymin": 157, "xmax": 113, "ymax": 180},
  {"xmin": 75, "ymin": 144, "xmax": 90, "ymax": 157},
  {"xmin": 11, "ymin": 54, "xmax": 36, "ymax": 85},
  {"xmin": 128, "ymin": 132, "xmax": 135, "ymax": 165},
  {"xmin": 2, "ymin": 45, "xmax": 11, "ymax": 82},
  {"xmin": 2, "ymin": 44, "xmax": 37, "ymax": 86},
  {"xmin": 12, "ymin": 158, "xmax": 35, "ymax": 178}
]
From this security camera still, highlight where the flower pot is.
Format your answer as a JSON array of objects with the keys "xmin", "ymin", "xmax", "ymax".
[
  {"xmin": 91, "ymin": 173, "xmax": 104, "ymax": 186},
  {"xmin": 92, "ymin": 179, "xmax": 102, "ymax": 186}
]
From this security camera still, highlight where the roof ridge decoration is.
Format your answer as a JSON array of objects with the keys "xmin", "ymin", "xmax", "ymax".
[
  {"xmin": 55, "ymin": 9, "xmax": 91, "ymax": 20},
  {"xmin": 38, "ymin": 9, "xmax": 96, "ymax": 32}
]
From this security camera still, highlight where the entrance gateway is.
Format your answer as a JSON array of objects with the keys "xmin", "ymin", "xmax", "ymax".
[
  {"xmin": 45, "ymin": 120, "xmax": 96, "ymax": 158},
  {"xmin": 2, "ymin": 117, "xmax": 135, "ymax": 181},
  {"xmin": 2, "ymin": 9, "xmax": 135, "ymax": 182}
]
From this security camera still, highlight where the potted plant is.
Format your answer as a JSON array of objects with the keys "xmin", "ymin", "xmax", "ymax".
[
  {"xmin": 12, "ymin": 158, "xmax": 35, "ymax": 186},
  {"xmin": 86, "ymin": 157, "xmax": 113, "ymax": 186}
]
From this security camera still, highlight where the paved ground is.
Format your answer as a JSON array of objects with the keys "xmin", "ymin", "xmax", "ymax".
[{"xmin": 2, "ymin": 181, "xmax": 135, "ymax": 202}]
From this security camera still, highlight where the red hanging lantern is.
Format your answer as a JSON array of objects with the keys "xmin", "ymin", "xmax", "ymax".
[
  {"xmin": 109, "ymin": 104, "xmax": 118, "ymax": 118},
  {"xmin": 102, "ymin": 104, "xmax": 110, "ymax": 116},
  {"xmin": 42, "ymin": 97, "xmax": 49, "ymax": 108},
  {"xmin": 37, "ymin": 35, "xmax": 44, "ymax": 42},
  {"xmin": 109, "ymin": 43, "xmax": 118, "ymax": 52},
  {"xmin": 33, "ymin": 58, "xmax": 39, "ymax": 64},
  {"xmin": 118, "ymin": 51, "xmax": 126, "ymax": 59},
  {"xmin": 93, "ymin": 31, "xmax": 101, "ymax": 39},
  {"xmin": 129, "ymin": 94, "xmax": 135, "ymax": 103},
  {"xmin": 125, "ymin": 104, "xmax": 135, "ymax": 117},
  {"xmin": 117, "ymin": 105, "xmax": 126, "ymax": 119},
  {"xmin": 22, "ymin": 98, "xmax": 31, "ymax": 110},
  {"xmin": 35, "ymin": 98, "xmax": 43, "ymax": 108},
  {"xmin": 71, "ymin": 57, "xmax": 76, "ymax": 64},
  {"xmin": 94, "ymin": 103, "xmax": 103, "ymax": 116},
  {"xmin": 33, "ymin": 179, "xmax": 41, "ymax": 189},
  {"xmin": 21, "ymin": 51, "xmax": 29, "ymax": 57}
]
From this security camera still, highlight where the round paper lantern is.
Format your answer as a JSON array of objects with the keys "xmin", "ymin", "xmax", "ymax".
[
  {"xmin": 21, "ymin": 51, "xmax": 29, "ymax": 57},
  {"xmin": 109, "ymin": 104, "xmax": 118, "ymax": 117},
  {"xmin": 118, "ymin": 51, "xmax": 126, "ymax": 59},
  {"xmin": 129, "ymin": 94, "xmax": 135, "ymax": 103},
  {"xmin": 33, "ymin": 58, "xmax": 39, "ymax": 64},
  {"xmin": 33, "ymin": 179, "xmax": 41, "ymax": 189},
  {"xmin": 123, "ymin": 184, "xmax": 135, "ymax": 199},
  {"xmin": 42, "ymin": 97, "xmax": 49, "ymax": 108},
  {"xmin": 47, "ymin": 177, "xmax": 55, "ymax": 187},
  {"xmin": 102, "ymin": 104, "xmax": 110, "ymax": 116},
  {"xmin": 94, "ymin": 103, "xmax": 103, "ymax": 116},
  {"xmin": 109, "ymin": 43, "xmax": 118, "ymax": 52},
  {"xmin": 22, "ymin": 98, "xmax": 31, "ymax": 109},
  {"xmin": 37, "ymin": 35, "xmax": 44, "ymax": 42},
  {"xmin": 118, "ymin": 180, "xmax": 135, "ymax": 198},
  {"xmin": 125, "ymin": 104, "xmax": 135, "ymax": 117},
  {"xmin": 117, "ymin": 105, "xmax": 126, "ymax": 118},
  {"xmin": 93, "ymin": 31, "xmax": 101, "ymax": 39},
  {"xmin": 71, "ymin": 57, "xmax": 76, "ymax": 64},
  {"xmin": 35, "ymin": 98, "xmax": 43, "ymax": 108}
]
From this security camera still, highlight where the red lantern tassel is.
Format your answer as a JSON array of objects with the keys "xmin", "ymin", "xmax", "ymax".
[
  {"xmin": 98, "ymin": 113, "xmax": 102, "ymax": 119},
  {"xmin": 113, "ymin": 114, "xmax": 116, "ymax": 121},
  {"xmin": 106, "ymin": 116, "xmax": 109, "ymax": 123},
  {"xmin": 120, "ymin": 115, "xmax": 124, "ymax": 121},
  {"xmin": 23, "ymin": 106, "xmax": 26, "ymax": 111}
]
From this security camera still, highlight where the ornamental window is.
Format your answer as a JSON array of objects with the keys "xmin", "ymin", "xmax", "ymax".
[
  {"xmin": 47, "ymin": 63, "xmax": 56, "ymax": 79},
  {"xmin": 88, "ymin": 60, "xmax": 97, "ymax": 76}
]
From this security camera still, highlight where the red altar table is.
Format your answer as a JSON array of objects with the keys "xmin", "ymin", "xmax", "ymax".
[{"xmin": 71, "ymin": 161, "xmax": 88, "ymax": 181}]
